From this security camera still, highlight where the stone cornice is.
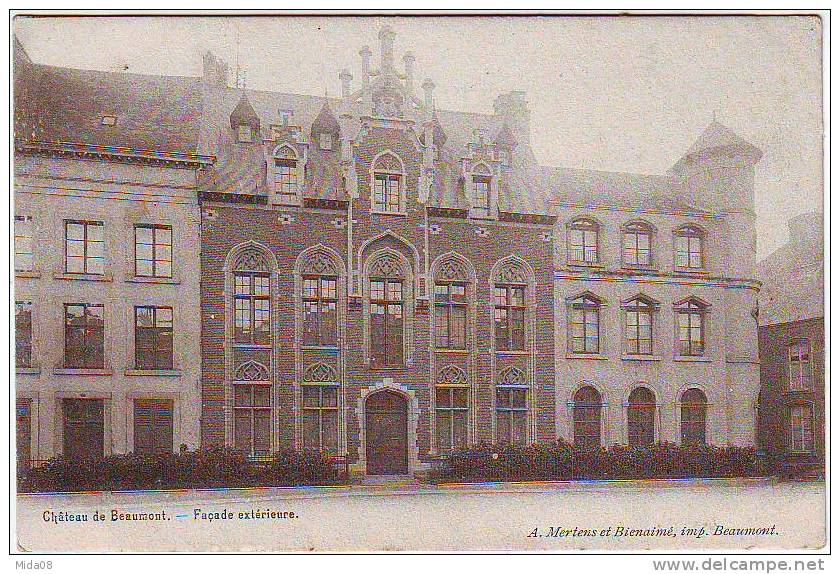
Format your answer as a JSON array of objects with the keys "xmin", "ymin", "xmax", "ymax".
[{"xmin": 16, "ymin": 140, "xmax": 215, "ymax": 169}]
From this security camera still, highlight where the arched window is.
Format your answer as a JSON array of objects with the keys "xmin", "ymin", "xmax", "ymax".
[
  {"xmin": 674, "ymin": 225, "xmax": 704, "ymax": 270},
  {"xmin": 623, "ymin": 221, "xmax": 654, "ymax": 266},
  {"xmin": 496, "ymin": 367, "xmax": 528, "ymax": 446},
  {"xmin": 233, "ymin": 360, "xmax": 271, "ymax": 456},
  {"xmin": 680, "ymin": 388, "xmax": 707, "ymax": 446},
  {"xmin": 788, "ymin": 339, "xmax": 813, "ymax": 391},
  {"xmin": 434, "ymin": 258, "xmax": 469, "ymax": 350},
  {"xmin": 493, "ymin": 260, "xmax": 528, "ymax": 352},
  {"xmin": 568, "ymin": 293, "xmax": 602, "ymax": 354},
  {"xmin": 568, "ymin": 218, "xmax": 600, "ymax": 264},
  {"xmin": 470, "ymin": 163, "xmax": 492, "ymax": 219},
  {"xmin": 789, "ymin": 404, "xmax": 814, "ymax": 453},
  {"xmin": 675, "ymin": 297, "xmax": 708, "ymax": 357},
  {"xmin": 627, "ymin": 386, "xmax": 656, "ymax": 447},
  {"xmin": 371, "ymin": 152, "xmax": 404, "ymax": 213},
  {"xmin": 301, "ymin": 252, "xmax": 339, "ymax": 347},
  {"xmin": 622, "ymin": 295, "xmax": 656, "ymax": 355},
  {"xmin": 301, "ymin": 363, "xmax": 339, "ymax": 452},
  {"xmin": 573, "ymin": 386, "xmax": 602, "ymax": 449},
  {"xmin": 369, "ymin": 252, "xmax": 406, "ymax": 367},
  {"xmin": 232, "ymin": 248, "xmax": 271, "ymax": 346},
  {"xmin": 435, "ymin": 365, "xmax": 469, "ymax": 453},
  {"xmin": 272, "ymin": 145, "xmax": 300, "ymax": 205}
]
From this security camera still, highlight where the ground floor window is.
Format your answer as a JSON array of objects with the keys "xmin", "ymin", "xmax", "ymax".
[
  {"xmin": 789, "ymin": 404, "xmax": 814, "ymax": 453},
  {"xmin": 17, "ymin": 398, "xmax": 32, "ymax": 472},
  {"xmin": 301, "ymin": 384, "xmax": 339, "ymax": 452},
  {"xmin": 435, "ymin": 385, "xmax": 468, "ymax": 453},
  {"xmin": 627, "ymin": 387, "xmax": 656, "ymax": 447},
  {"xmin": 496, "ymin": 369, "xmax": 528, "ymax": 446},
  {"xmin": 680, "ymin": 389, "xmax": 708, "ymax": 446},
  {"xmin": 133, "ymin": 399, "xmax": 174, "ymax": 455},
  {"xmin": 63, "ymin": 398, "xmax": 104, "ymax": 460},
  {"xmin": 573, "ymin": 386, "xmax": 602, "ymax": 449},
  {"xmin": 233, "ymin": 384, "xmax": 271, "ymax": 456}
]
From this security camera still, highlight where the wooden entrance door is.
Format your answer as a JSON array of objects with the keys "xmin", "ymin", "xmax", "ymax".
[
  {"xmin": 63, "ymin": 399, "xmax": 104, "ymax": 460},
  {"xmin": 365, "ymin": 390, "xmax": 408, "ymax": 475}
]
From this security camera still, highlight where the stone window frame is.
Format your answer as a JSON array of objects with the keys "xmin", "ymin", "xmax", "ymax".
[
  {"xmin": 362, "ymin": 248, "xmax": 414, "ymax": 368},
  {"xmin": 787, "ymin": 338, "xmax": 814, "ymax": 392},
  {"xmin": 566, "ymin": 290, "xmax": 605, "ymax": 356},
  {"xmin": 678, "ymin": 387, "xmax": 709, "ymax": 446},
  {"xmin": 14, "ymin": 214, "xmax": 35, "ymax": 273},
  {"xmin": 490, "ymin": 256, "xmax": 534, "ymax": 354},
  {"xmin": 293, "ymin": 244, "xmax": 347, "ymax": 454},
  {"xmin": 625, "ymin": 384, "xmax": 659, "ymax": 447},
  {"xmin": 788, "ymin": 402, "xmax": 816, "ymax": 454},
  {"xmin": 673, "ymin": 296, "xmax": 711, "ymax": 358},
  {"xmin": 369, "ymin": 150, "xmax": 407, "ymax": 215},
  {"xmin": 270, "ymin": 144, "xmax": 304, "ymax": 206},
  {"xmin": 432, "ymin": 365, "xmax": 471, "ymax": 455},
  {"xmin": 622, "ymin": 219, "xmax": 656, "ymax": 269},
  {"xmin": 620, "ymin": 293, "xmax": 660, "ymax": 357},
  {"xmin": 494, "ymin": 366, "xmax": 530, "ymax": 446},
  {"xmin": 673, "ymin": 223, "xmax": 707, "ymax": 272},
  {"xmin": 571, "ymin": 384, "xmax": 605, "ymax": 449},
  {"xmin": 223, "ymin": 241, "xmax": 279, "ymax": 451},
  {"xmin": 467, "ymin": 161, "xmax": 496, "ymax": 220},
  {"xmin": 566, "ymin": 216, "xmax": 602, "ymax": 266}
]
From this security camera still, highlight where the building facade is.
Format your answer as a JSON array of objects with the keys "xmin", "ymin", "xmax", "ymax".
[
  {"xmin": 14, "ymin": 26, "xmax": 764, "ymax": 478},
  {"xmin": 13, "ymin": 39, "xmax": 209, "ymax": 469},
  {"xmin": 757, "ymin": 212, "xmax": 825, "ymax": 475}
]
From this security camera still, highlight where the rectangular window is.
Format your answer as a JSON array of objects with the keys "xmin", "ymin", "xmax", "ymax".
[
  {"xmin": 233, "ymin": 384, "xmax": 271, "ymax": 456},
  {"xmin": 472, "ymin": 176, "xmax": 491, "ymax": 217},
  {"xmin": 789, "ymin": 405, "xmax": 814, "ymax": 453},
  {"xmin": 677, "ymin": 310, "xmax": 705, "ymax": 356},
  {"xmin": 569, "ymin": 226, "xmax": 599, "ymax": 263},
  {"xmin": 14, "ymin": 215, "xmax": 34, "ymax": 271},
  {"xmin": 301, "ymin": 385, "xmax": 339, "ymax": 452},
  {"xmin": 64, "ymin": 303, "xmax": 104, "ymax": 369},
  {"xmin": 496, "ymin": 386, "xmax": 527, "ymax": 445},
  {"xmin": 234, "ymin": 272, "xmax": 271, "ymax": 345},
  {"xmin": 274, "ymin": 158, "xmax": 299, "ymax": 203},
  {"xmin": 134, "ymin": 225, "xmax": 172, "ymax": 278},
  {"xmin": 434, "ymin": 283, "xmax": 467, "ymax": 349},
  {"xmin": 494, "ymin": 285, "xmax": 525, "ymax": 351},
  {"xmin": 133, "ymin": 399, "xmax": 174, "ymax": 455},
  {"xmin": 436, "ymin": 386, "xmax": 468, "ymax": 453},
  {"xmin": 15, "ymin": 301, "xmax": 33, "ymax": 369},
  {"xmin": 373, "ymin": 174, "xmax": 402, "ymax": 213},
  {"xmin": 134, "ymin": 306, "xmax": 174, "ymax": 370},
  {"xmin": 570, "ymin": 305, "xmax": 600, "ymax": 354},
  {"xmin": 302, "ymin": 276, "xmax": 338, "ymax": 347},
  {"xmin": 623, "ymin": 229, "xmax": 651, "ymax": 266},
  {"xmin": 370, "ymin": 279, "xmax": 404, "ymax": 367},
  {"xmin": 319, "ymin": 133, "xmax": 333, "ymax": 150},
  {"xmin": 676, "ymin": 235, "xmax": 703, "ymax": 269},
  {"xmin": 788, "ymin": 340, "xmax": 813, "ymax": 391},
  {"xmin": 237, "ymin": 124, "xmax": 253, "ymax": 143},
  {"xmin": 625, "ymin": 307, "xmax": 653, "ymax": 355},
  {"xmin": 65, "ymin": 220, "xmax": 104, "ymax": 275}
]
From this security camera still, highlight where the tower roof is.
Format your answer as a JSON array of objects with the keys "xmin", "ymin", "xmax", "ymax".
[
  {"xmin": 496, "ymin": 123, "xmax": 517, "ymax": 148},
  {"xmin": 310, "ymin": 100, "xmax": 340, "ymax": 139},
  {"xmin": 671, "ymin": 120, "xmax": 761, "ymax": 173},
  {"xmin": 229, "ymin": 92, "xmax": 260, "ymax": 130}
]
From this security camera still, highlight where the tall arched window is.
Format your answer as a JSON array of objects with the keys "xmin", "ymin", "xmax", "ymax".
[
  {"xmin": 369, "ymin": 252, "xmax": 406, "ymax": 367},
  {"xmin": 622, "ymin": 295, "xmax": 656, "ymax": 355},
  {"xmin": 371, "ymin": 152, "xmax": 404, "ymax": 213},
  {"xmin": 301, "ymin": 363, "xmax": 339, "ymax": 452},
  {"xmin": 300, "ymin": 252, "xmax": 339, "ymax": 347},
  {"xmin": 623, "ymin": 221, "xmax": 654, "ymax": 266},
  {"xmin": 680, "ymin": 388, "xmax": 707, "ymax": 446},
  {"xmin": 568, "ymin": 218, "xmax": 600, "ymax": 264},
  {"xmin": 233, "ymin": 248, "xmax": 271, "ymax": 346},
  {"xmin": 568, "ymin": 293, "xmax": 602, "ymax": 354},
  {"xmin": 493, "ymin": 260, "xmax": 529, "ymax": 352},
  {"xmin": 675, "ymin": 297, "xmax": 708, "ymax": 357},
  {"xmin": 496, "ymin": 366, "xmax": 528, "ymax": 445},
  {"xmin": 435, "ymin": 365, "xmax": 469, "ymax": 453},
  {"xmin": 627, "ymin": 386, "xmax": 656, "ymax": 447},
  {"xmin": 272, "ymin": 145, "xmax": 300, "ymax": 205},
  {"xmin": 434, "ymin": 258, "xmax": 470, "ymax": 350},
  {"xmin": 233, "ymin": 360, "xmax": 271, "ymax": 456},
  {"xmin": 788, "ymin": 339, "xmax": 813, "ymax": 391},
  {"xmin": 674, "ymin": 225, "xmax": 705, "ymax": 270},
  {"xmin": 573, "ymin": 386, "xmax": 602, "ymax": 449}
]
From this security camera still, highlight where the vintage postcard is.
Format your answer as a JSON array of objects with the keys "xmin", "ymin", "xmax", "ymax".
[{"xmin": 9, "ymin": 12, "xmax": 827, "ymax": 556}]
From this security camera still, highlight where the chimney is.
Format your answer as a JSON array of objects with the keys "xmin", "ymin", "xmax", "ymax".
[
  {"xmin": 379, "ymin": 25, "xmax": 396, "ymax": 74},
  {"xmin": 493, "ymin": 90, "xmax": 530, "ymax": 146},
  {"xmin": 202, "ymin": 51, "xmax": 229, "ymax": 87},
  {"xmin": 422, "ymin": 78, "xmax": 435, "ymax": 122},
  {"xmin": 359, "ymin": 45, "xmax": 372, "ymax": 91},
  {"xmin": 403, "ymin": 52, "xmax": 416, "ymax": 99},
  {"xmin": 339, "ymin": 68, "xmax": 353, "ymax": 102}
]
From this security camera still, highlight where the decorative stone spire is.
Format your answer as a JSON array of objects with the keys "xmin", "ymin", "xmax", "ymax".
[{"xmin": 379, "ymin": 25, "xmax": 396, "ymax": 74}]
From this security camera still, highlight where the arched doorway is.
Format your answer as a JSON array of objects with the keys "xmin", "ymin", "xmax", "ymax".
[{"xmin": 365, "ymin": 390, "xmax": 408, "ymax": 475}]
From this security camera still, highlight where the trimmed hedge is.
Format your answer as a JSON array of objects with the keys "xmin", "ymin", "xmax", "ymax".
[
  {"xmin": 430, "ymin": 442, "xmax": 765, "ymax": 483},
  {"xmin": 19, "ymin": 446, "xmax": 347, "ymax": 493}
]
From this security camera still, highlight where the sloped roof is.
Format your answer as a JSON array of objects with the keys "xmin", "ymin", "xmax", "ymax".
[
  {"xmin": 310, "ymin": 101, "xmax": 340, "ymax": 139},
  {"xmin": 670, "ymin": 121, "xmax": 762, "ymax": 173},
  {"xmin": 18, "ymin": 64, "xmax": 202, "ymax": 154},
  {"xmin": 229, "ymin": 92, "xmax": 260, "ymax": 130}
]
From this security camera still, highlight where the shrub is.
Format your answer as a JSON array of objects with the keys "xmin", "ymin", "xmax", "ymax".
[
  {"xmin": 19, "ymin": 446, "xmax": 347, "ymax": 493},
  {"xmin": 430, "ymin": 441, "xmax": 763, "ymax": 483}
]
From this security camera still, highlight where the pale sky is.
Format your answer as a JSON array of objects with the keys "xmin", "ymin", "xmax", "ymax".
[{"xmin": 13, "ymin": 15, "xmax": 823, "ymax": 259}]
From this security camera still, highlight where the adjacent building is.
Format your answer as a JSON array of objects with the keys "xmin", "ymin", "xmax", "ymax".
[
  {"xmin": 13, "ymin": 38, "xmax": 210, "ymax": 469},
  {"xmin": 757, "ymin": 211, "xmax": 825, "ymax": 475},
  {"xmin": 14, "ymin": 25, "xmax": 764, "ymax": 478}
]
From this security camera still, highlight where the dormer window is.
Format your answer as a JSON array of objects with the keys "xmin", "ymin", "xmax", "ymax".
[
  {"xmin": 272, "ymin": 145, "xmax": 300, "ymax": 205},
  {"xmin": 371, "ymin": 152, "xmax": 405, "ymax": 214},
  {"xmin": 237, "ymin": 124, "xmax": 253, "ymax": 143},
  {"xmin": 100, "ymin": 115, "xmax": 117, "ymax": 126},
  {"xmin": 472, "ymin": 176, "xmax": 491, "ymax": 218},
  {"xmin": 319, "ymin": 133, "xmax": 333, "ymax": 151}
]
